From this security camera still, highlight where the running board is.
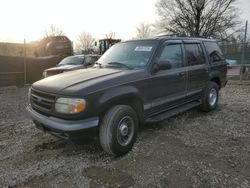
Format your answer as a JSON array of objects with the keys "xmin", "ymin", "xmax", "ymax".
[{"xmin": 145, "ymin": 101, "xmax": 201, "ymax": 123}]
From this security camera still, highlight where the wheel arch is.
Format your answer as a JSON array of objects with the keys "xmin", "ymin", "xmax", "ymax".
[
  {"xmin": 209, "ymin": 71, "xmax": 222, "ymax": 89},
  {"xmin": 98, "ymin": 86, "xmax": 145, "ymax": 126},
  {"xmin": 210, "ymin": 77, "xmax": 221, "ymax": 89}
]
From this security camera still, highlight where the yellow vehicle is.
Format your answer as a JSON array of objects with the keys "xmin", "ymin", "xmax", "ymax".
[{"xmin": 99, "ymin": 38, "xmax": 121, "ymax": 54}]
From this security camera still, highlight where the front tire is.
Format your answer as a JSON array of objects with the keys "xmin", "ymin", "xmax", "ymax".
[
  {"xmin": 99, "ymin": 105, "xmax": 138, "ymax": 156},
  {"xmin": 200, "ymin": 81, "xmax": 219, "ymax": 112}
]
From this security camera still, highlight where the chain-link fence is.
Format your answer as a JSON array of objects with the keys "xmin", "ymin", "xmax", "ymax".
[{"xmin": 220, "ymin": 42, "xmax": 250, "ymax": 81}]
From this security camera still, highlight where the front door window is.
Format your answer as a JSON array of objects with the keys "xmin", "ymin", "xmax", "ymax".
[{"xmin": 158, "ymin": 44, "xmax": 184, "ymax": 69}]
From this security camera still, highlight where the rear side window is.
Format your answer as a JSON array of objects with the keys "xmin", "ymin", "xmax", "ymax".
[
  {"xmin": 185, "ymin": 44, "xmax": 206, "ymax": 66},
  {"xmin": 204, "ymin": 42, "xmax": 225, "ymax": 63}
]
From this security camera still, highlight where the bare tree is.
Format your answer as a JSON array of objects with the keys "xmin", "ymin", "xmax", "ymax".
[
  {"xmin": 155, "ymin": 0, "xmax": 240, "ymax": 39},
  {"xmin": 44, "ymin": 25, "xmax": 65, "ymax": 37},
  {"xmin": 105, "ymin": 32, "xmax": 116, "ymax": 39},
  {"xmin": 135, "ymin": 23, "xmax": 153, "ymax": 39},
  {"xmin": 75, "ymin": 32, "xmax": 95, "ymax": 53}
]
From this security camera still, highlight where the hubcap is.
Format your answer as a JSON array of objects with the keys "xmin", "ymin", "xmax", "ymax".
[
  {"xmin": 209, "ymin": 88, "xmax": 217, "ymax": 106},
  {"xmin": 119, "ymin": 124, "xmax": 129, "ymax": 136},
  {"xmin": 117, "ymin": 116, "xmax": 134, "ymax": 146}
]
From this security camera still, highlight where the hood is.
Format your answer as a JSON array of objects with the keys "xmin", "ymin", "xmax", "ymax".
[
  {"xmin": 45, "ymin": 64, "xmax": 83, "ymax": 72},
  {"xmin": 32, "ymin": 68, "xmax": 123, "ymax": 94}
]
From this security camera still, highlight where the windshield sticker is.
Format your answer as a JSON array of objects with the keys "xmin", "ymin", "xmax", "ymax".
[{"xmin": 134, "ymin": 46, "xmax": 153, "ymax": 52}]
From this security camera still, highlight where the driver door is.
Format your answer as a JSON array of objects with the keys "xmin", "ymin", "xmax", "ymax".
[{"xmin": 148, "ymin": 41, "xmax": 187, "ymax": 115}]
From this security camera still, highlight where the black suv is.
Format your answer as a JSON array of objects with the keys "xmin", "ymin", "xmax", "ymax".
[{"xmin": 27, "ymin": 36, "xmax": 227, "ymax": 156}]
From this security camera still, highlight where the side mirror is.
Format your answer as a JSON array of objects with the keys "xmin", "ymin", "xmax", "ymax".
[{"xmin": 157, "ymin": 60, "xmax": 172, "ymax": 70}]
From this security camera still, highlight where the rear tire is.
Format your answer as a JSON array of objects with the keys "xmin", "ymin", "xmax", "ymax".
[
  {"xmin": 200, "ymin": 81, "xmax": 219, "ymax": 112},
  {"xmin": 99, "ymin": 105, "xmax": 138, "ymax": 156}
]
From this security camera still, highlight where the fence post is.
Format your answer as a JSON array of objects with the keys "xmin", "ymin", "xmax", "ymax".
[
  {"xmin": 23, "ymin": 39, "xmax": 27, "ymax": 86},
  {"xmin": 240, "ymin": 20, "xmax": 248, "ymax": 83}
]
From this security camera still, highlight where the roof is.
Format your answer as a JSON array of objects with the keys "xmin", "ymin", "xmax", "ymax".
[
  {"xmin": 125, "ymin": 35, "xmax": 217, "ymax": 43},
  {"xmin": 156, "ymin": 35, "xmax": 217, "ymax": 42}
]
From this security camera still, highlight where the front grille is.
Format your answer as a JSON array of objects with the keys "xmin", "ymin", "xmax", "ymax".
[{"xmin": 31, "ymin": 88, "xmax": 56, "ymax": 115}]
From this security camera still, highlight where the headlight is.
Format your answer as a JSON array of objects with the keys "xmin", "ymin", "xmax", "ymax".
[{"xmin": 55, "ymin": 98, "xmax": 86, "ymax": 114}]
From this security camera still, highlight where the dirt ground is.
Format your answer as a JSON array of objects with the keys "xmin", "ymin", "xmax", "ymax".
[{"xmin": 0, "ymin": 83, "xmax": 250, "ymax": 188}]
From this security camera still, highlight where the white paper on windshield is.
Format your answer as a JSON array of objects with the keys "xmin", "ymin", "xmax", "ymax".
[{"xmin": 134, "ymin": 46, "xmax": 153, "ymax": 52}]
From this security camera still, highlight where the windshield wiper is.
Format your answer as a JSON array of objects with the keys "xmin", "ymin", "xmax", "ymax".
[{"xmin": 107, "ymin": 62, "xmax": 132, "ymax": 69}]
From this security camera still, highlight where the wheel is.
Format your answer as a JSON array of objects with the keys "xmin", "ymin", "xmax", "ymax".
[
  {"xmin": 99, "ymin": 105, "xmax": 138, "ymax": 156},
  {"xmin": 200, "ymin": 81, "xmax": 219, "ymax": 111}
]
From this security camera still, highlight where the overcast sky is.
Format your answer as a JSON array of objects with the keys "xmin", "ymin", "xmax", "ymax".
[{"xmin": 0, "ymin": 0, "xmax": 249, "ymax": 43}]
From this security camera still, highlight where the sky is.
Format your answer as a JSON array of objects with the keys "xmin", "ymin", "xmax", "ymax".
[{"xmin": 0, "ymin": 0, "xmax": 249, "ymax": 43}]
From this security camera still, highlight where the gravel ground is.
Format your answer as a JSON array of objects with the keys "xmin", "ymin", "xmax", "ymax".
[{"xmin": 0, "ymin": 83, "xmax": 250, "ymax": 188}]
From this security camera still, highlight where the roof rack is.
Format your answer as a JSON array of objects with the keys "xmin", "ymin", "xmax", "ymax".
[{"xmin": 157, "ymin": 34, "xmax": 190, "ymax": 38}]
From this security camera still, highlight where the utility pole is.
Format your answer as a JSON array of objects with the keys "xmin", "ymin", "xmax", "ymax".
[{"xmin": 240, "ymin": 20, "xmax": 248, "ymax": 83}]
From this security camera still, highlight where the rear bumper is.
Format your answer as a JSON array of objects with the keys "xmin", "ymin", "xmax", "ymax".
[{"xmin": 26, "ymin": 105, "xmax": 99, "ymax": 138}]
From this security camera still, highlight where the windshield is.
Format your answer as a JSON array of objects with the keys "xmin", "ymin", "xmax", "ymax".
[
  {"xmin": 97, "ymin": 41, "xmax": 157, "ymax": 69},
  {"xmin": 58, "ymin": 56, "xmax": 84, "ymax": 66}
]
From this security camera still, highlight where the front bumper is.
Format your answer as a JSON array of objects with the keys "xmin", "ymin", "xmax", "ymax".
[{"xmin": 26, "ymin": 105, "xmax": 99, "ymax": 137}]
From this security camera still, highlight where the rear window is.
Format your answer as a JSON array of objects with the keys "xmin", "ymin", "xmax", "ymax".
[{"xmin": 204, "ymin": 42, "xmax": 225, "ymax": 63}]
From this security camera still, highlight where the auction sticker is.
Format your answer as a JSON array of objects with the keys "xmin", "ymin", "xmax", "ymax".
[{"xmin": 134, "ymin": 46, "xmax": 153, "ymax": 51}]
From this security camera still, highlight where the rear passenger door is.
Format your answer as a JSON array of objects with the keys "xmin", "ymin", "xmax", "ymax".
[{"xmin": 184, "ymin": 41, "xmax": 209, "ymax": 101}]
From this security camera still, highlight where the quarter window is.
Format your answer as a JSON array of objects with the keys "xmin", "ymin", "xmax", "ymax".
[
  {"xmin": 185, "ymin": 44, "xmax": 206, "ymax": 66},
  {"xmin": 204, "ymin": 42, "xmax": 225, "ymax": 63}
]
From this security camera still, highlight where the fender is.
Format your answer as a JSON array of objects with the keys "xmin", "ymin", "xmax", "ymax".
[
  {"xmin": 209, "ymin": 70, "xmax": 221, "ymax": 81},
  {"xmin": 99, "ymin": 85, "xmax": 143, "ymax": 105},
  {"xmin": 98, "ymin": 85, "xmax": 146, "ymax": 124}
]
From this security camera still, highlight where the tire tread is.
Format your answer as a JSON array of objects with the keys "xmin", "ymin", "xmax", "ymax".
[{"xmin": 99, "ymin": 105, "xmax": 137, "ymax": 156}]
